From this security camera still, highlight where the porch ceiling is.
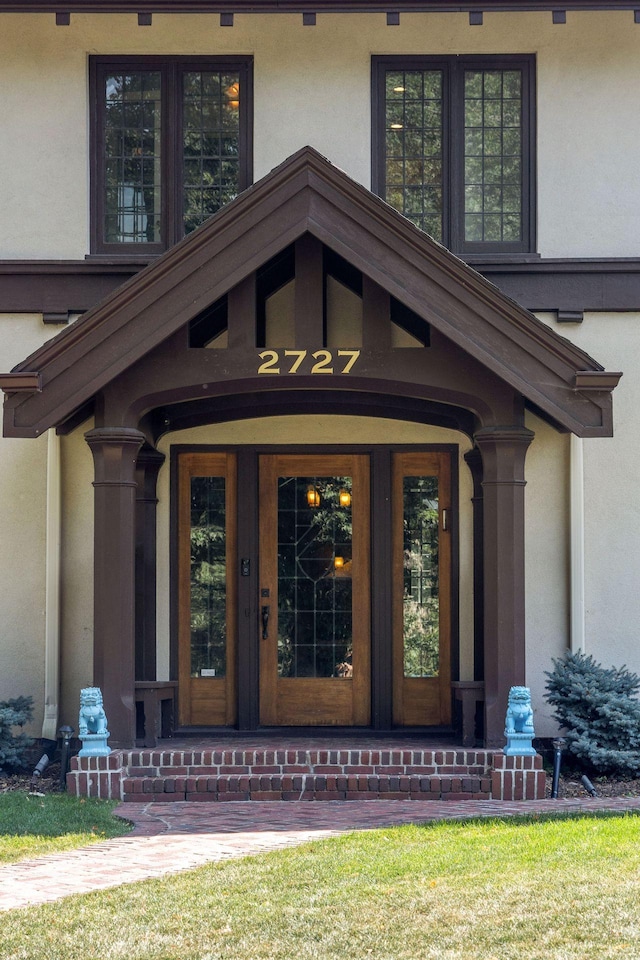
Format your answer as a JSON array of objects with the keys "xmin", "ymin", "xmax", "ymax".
[{"xmin": 1, "ymin": 146, "xmax": 620, "ymax": 439}]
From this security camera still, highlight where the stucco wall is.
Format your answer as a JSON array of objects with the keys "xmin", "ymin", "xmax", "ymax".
[
  {"xmin": 0, "ymin": 315, "xmax": 57, "ymax": 735},
  {"xmin": 0, "ymin": 10, "xmax": 637, "ymax": 258},
  {"xmin": 524, "ymin": 412, "xmax": 570, "ymax": 737},
  {"xmin": 557, "ymin": 314, "xmax": 640, "ymax": 670},
  {"xmin": 59, "ymin": 424, "xmax": 95, "ymax": 730}
]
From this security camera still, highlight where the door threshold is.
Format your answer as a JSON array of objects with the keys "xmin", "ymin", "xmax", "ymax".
[{"xmin": 171, "ymin": 725, "xmax": 456, "ymax": 739}]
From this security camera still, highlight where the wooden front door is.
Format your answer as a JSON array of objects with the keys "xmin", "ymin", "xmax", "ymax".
[
  {"xmin": 259, "ymin": 454, "xmax": 371, "ymax": 725},
  {"xmin": 392, "ymin": 451, "xmax": 452, "ymax": 726}
]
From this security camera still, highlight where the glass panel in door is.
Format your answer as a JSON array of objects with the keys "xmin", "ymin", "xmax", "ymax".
[
  {"xmin": 393, "ymin": 452, "xmax": 451, "ymax": 726},
  {"xmin": 178, "ymin": 453, "xmax": 237, "ymax": 726}
]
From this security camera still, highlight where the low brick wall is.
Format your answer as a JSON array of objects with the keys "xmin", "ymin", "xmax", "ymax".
[{"xmin": 67, "ymin": 745, "xmax": 547, "ymax": 802}]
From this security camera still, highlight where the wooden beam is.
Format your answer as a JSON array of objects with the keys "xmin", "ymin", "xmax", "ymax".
[
  {"xmin": 294, "ymin": 235, "xmax": 324, "ymax": 349},
  {"xmin": 0, "ymin": 372, "xmax": 41, "ymax": 392}
]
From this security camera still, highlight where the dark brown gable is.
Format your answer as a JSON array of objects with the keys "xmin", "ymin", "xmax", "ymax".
[{"xmin": 1, "ymin": 147, "xmax": 620, "ymax": 438}]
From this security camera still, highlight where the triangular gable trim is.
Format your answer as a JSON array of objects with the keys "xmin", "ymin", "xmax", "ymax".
[{"xmin": 2, "ymin": 147, "xmax": 620, "ymax": 438}]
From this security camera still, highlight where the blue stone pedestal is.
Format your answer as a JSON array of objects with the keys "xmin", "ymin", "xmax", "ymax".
[
  {"xmin": 504, "ymin": 731, "xmax": 537, "ymax": 757},
  {"xmin": 78, "ymin": 733, "xmax": 111, "ymax": 758}
]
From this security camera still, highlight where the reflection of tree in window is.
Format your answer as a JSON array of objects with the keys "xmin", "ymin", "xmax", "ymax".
[
  {"xmin": 403, "ymin": 477, "xmax": 439, "ymax": 678},
  {"xmin": 182, "ymin": 72, "xmax": 242, "ymax": 235},
  {"xmin": 104, "ymin": 72, "xmax": 162, "ymax": 243},
  {"xmin": 190, "ymin": 477, "xmax": 227, "ymax": 678},
  {"xmin": 277, "ymin": 476, "xmax": 353, "ymax": 679}
]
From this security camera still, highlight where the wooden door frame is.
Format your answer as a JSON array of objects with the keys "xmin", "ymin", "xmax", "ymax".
[{"xmin": 171, "ymin": 443, "xmax": 459, "ymax": 731}]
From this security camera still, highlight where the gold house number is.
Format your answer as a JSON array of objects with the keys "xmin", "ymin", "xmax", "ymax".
[{"xmin": 257, "ymin": 349, "xmax": 361, "ymax": 375}]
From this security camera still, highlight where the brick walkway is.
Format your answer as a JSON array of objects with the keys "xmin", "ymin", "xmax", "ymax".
[{"xmin": 2, "ymin": 795, "xmax": 640, "ymax": 911}]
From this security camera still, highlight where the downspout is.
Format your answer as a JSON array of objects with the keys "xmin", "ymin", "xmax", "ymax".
[
  {"xmin": 41, "ymin": 429, "xmax": 61, "ymax": 741},
  {"xmin": 570, "ymin": 434, "xmax": 585, "ymax": 654}
]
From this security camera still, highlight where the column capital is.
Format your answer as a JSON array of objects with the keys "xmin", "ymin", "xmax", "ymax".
[
  {"xmin": 85, "ymin": 426, "xmax": 146, "ymax": 447},
  {"xmin": 135, "ymin": 444, "xmax": 166, "ymax": 503},
  {"xmin": 473, "ymin": 426, "xmax": 535, "ymax": 447},
  {"xmin": 473, "ymin": 426, "xmax": 534, "ymax": 487},
  {"xmin": 85, "ymin": 427, "xmax": 146, "ymax": 488}
]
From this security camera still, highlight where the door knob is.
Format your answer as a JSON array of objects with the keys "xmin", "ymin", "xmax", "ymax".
[{"xmin": 261, "ymin": 605, "xmax": 270, "ymax": 640}]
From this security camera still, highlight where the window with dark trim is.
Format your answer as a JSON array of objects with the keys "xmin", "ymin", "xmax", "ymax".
[
  {"xmin": 90, "ymin": 56, "xmax": 253, "ymax": 255},
  {"xmin": 372, "ymin": 55, "xmax": 535, "ymax": 256}
]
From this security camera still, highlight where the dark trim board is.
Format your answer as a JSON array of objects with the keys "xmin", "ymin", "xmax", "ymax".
[
  {"xmin": 0, "ymin": 1, "xmax": 637, "ymax": 13},
  {"xmin": 3, "ymin": 258, "xmax": 640, "ymax": 316}
]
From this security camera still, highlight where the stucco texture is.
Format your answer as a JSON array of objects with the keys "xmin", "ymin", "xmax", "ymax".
[
  {"xmin": 0, "ymin": 316, "xmax": 58, "ymax": 735},
  {"xmin": 0, "ymin": 11, "xmax": 637, "ymax": 257}
]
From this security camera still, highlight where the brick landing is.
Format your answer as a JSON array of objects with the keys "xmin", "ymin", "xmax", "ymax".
[{"xmin": 67, "ymin": 737, "xmax": 546, "ymax": 802}]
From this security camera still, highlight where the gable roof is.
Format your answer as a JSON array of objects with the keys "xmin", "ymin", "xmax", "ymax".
[{"xmin": 1, "ymin": 146, "xmax": 620, "ymax": 438}]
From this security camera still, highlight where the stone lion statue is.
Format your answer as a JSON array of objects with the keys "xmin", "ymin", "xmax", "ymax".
[
  {"xmin": 504, "ymin": 685, "xmax": 534, "ymax": 735},
  {"xmin": 78, "ymin": 686, "xmax": 109, "ymax": 737}
]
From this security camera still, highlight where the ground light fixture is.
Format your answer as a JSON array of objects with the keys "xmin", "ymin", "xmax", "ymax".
[
  {"xmin": 551, "ymin": 736, "xmax": 566, "ymax": 799},
  {"xmin": 59, "ymin": 724, "xmax": 75, "ymax": 790}
]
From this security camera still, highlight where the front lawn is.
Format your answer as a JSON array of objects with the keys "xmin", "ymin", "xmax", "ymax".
[
  {"xmin": 0, "ymin": 792, "xmax": 131, "ymax": 864},
  {"xmin": 1, "ymin": 812, "xmax": 639, "ymax": 959}
]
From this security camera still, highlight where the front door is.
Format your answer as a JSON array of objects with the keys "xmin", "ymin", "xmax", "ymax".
[
  {"xmin": 259, "ymin": 454, "xmax": 371, "ymax": 725},
  {"xmin": 176, "ymin": 447, "xmax": 452, "ymax": 729}
]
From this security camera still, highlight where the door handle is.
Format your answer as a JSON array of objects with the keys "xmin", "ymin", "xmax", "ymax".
[{"xmin": 261, "ymin": 605, "xmax": 270, "ymax": 640}]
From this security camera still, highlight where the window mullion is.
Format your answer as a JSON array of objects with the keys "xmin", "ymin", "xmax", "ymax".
[
  {"xmin": 164, "ymin": 61, "xmax": 180, "ymax": 248},
  {"xmin": 448, "ymin": 62, "xmax": 464, "ymax": 253}
]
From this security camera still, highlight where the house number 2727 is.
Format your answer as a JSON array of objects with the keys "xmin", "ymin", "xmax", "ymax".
[{"xmin": 257, "ymin": 349, "xmax": 361, "ymax": 375}]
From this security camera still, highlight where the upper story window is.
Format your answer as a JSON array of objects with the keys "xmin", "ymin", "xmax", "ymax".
[
  {"xmin": 90, "ymin": 56, "xmax": 253, "ymax": 255},
  {"xmin": 372, "ymin": 55, "xmax": 535, "ymax": 256}
]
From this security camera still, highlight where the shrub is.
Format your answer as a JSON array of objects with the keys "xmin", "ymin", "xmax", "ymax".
[
  {"xmin": 0, "ymin": 696, "xmax": 34, "ymax": 773},
  {"xmin": 544, "ymin": 651, "xmax": 640, "ymax": 775}
]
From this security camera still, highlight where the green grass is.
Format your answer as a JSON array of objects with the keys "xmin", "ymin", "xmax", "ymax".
[
  {"xmin": 1, "ymin": 813, "xmax": 639, "ymax": 959},
  {"xmin": 0, "ymin": 792, "xmax": 131, "ymax": 863}
]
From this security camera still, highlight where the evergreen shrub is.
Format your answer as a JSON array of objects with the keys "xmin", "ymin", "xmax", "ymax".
[
  {"xmin": 0, "ymin": 696, "xmax": 34, "ymax": 772},
  {"xmin": 544, "ymin": 651, "xmax": 640, "ymax": 775}
]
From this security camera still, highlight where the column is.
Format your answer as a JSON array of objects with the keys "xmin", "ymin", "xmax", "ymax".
[
  {"xmin": 135, "ymin": 445, "xmax": 165, "ymax": 682},
  {"xmin": 86, "ymin": 426, "xmax": 146, "ymax": 747},
  {"xmin": 463, "ymin": 446, "xmax": 484, "ymax": 683},
  {"xmin": 474, "ymin": 426, "xmax": 534, "ymax": 748}
]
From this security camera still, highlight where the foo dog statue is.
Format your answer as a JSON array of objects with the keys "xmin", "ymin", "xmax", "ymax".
[
  {"xmin": 77, "ymin": 687, "xmax": 111, "ymax": 757},
  {"xmin": 503, "ymin": 685, "xmax": 536, "ymax": 756}
]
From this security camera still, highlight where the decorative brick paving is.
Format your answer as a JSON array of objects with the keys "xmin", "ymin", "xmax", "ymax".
[{"xmin": 2, "ymin": 795, "xmax": 640, "ymax": 911}]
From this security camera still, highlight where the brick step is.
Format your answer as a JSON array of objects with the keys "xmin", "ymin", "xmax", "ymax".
[
  {"xmin": 121, "ymin": 772, "xmax": 493, "ymax": 803},
  {"xmin": 121, "ymin": 748, "xmax": 494, "ymax": 781}
]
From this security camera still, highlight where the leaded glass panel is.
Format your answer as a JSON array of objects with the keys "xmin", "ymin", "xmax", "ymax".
[
  {"xmin": 383, "ymin": 70, "xmax": 444, "ymax": 240},
  {"xmin": 103, "ymin": 72, "xmax": 162, "ymax": 243},
  {"xmin": 403, "ymin": 477, "xmax": 439, "ymax": 678},
  {"xmin": 190, "ymin": 476, "xmax": 227, "ymax": 678},
  {"xmin": 464, "ymin": 69, "xmax": 523, "ymax": 242},
  {"xmin": 277, "ymin": 476, "xmax": 353, "ymax": 678},
  {"xmin": 182, "ymin": 71, "xmax": 241, "ymax": 234}
]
